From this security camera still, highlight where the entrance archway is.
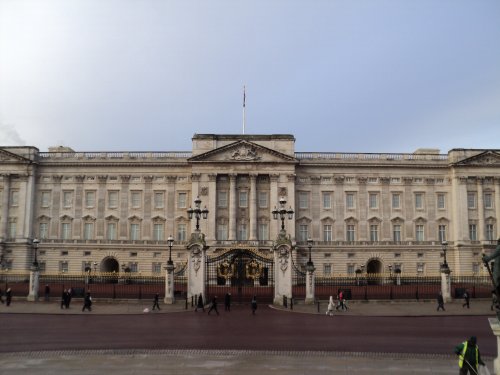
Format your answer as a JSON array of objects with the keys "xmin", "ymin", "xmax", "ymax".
[
  {"xmin": 366, "ymin": 258, "xmax": 383, "ymax": 274},
  {"xmin": 101, "ymin": 257, "xmax": 119, "ymax": 273}
]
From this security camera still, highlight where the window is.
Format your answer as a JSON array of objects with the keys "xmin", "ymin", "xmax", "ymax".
[
  {"xmin": 258, "ymin": 192, "xmax": 268, "ymax": 208},
  {"xmin": 438, "ymin": 225, "xmax": 447, "ymax": 243},
  {"xmin": 346, "ymin": 193, "xmax": 355, "ymax": 209},
  {"xmin": 486, "ymin": 224, "xmax": 495, "ymax": 241},
  {"xmin": 417, "ymin": 263, "xmax": 425, "ymax": 274},
  {"xmin": 8, "ymin": 220, "xmax": 16, "ymax": 239},
  {"xmin": 63, "ymin": 191, "xmax": 73, "ymax": 207},
  {"xmin": 239, "ymin": 191, "xmax": 248, "ymax": 208},
  {"xmin": 484, "ymin": 193, "xmax": 493, "ymax": 209},
  {"xmin": 299, "ymin": 192, "xmax": 309, "ymax": 209},
  {"xmin": 130, "ymin": 223, "xmax": 140, "ymax": 240},
  {"xmin": 177, "ymin": 223, "xmax": 187, "ymax": 242},
  {"xmin": 323, "ymin": 224, "xmax": 332, "ymax": 242},
  {"xmin": 347, "ymin": 264, "xmax": 355, "ymax": 274},
  {"xmin": 83, "ymin": 222, "xmax": 94, "ymax": 240},
  {"xmin": 61, "ymin": 223, "xmax": 71, "ymax": 239},
  {"xmin": 131, "ymin": 191, "xmax": 141, "ymax": 208},
  {"xmin": 392, "ymin": 193, "xmax": 401, "ymax": 209},
  {"xmin": 39, "ymin": 222, "xmax": 49, "ymax": 239},
  {"xmin": 238, "ymin": 223, "xmax": 247, "ymax": 240},
  {"xmin": 10, "ymin": 190, "xmax": 19, "ymax": 206},
  {"xmin": 299, "ymin": 224, "xmax": 309, "ymax": 242},
  {"xmin": 369, "ymin": 193, "xmax": 378, "ymax": 209},
  {"xmin": 85, "ymin": 191, "xmax": 95, "ymax": 208},
  {"xmin": 469, "ymin": 224, "xmax": 477, "ymax": 241},
  {"xmin": 218, "ymin": 191, "xmax": 228, "ymax": 208},
  {"xmin": 323, "ymin": 264, "xmax": 332, "ymax": 275},
  {"xmin": 129, "ymin": 262, "xmax": 138, "ymax": 273},
  {"xmin": 217, "ymin": 223, "xmax": 228, "ymax": 240},
  {"xmin": 258, "ymin": 223, "xmax": 269, "ymax": 241},
  {"xmin": 108, "ymin": 191, "xmax": 119, "ymax": 208},
  {"xmin": 59, "ymin": 261, "xmax": 69, "ymax": 273},
  {"xmin": 153, "ymin": 223, "xmax": 164, "ymax": 241},
  {"xmin": 370, "ymin": 225, "xmax": 379, "ymax": 242},
  {"xmin": 107, "ymin": 222, "xmax": 117, "ymax": 240},
  {"xmin": 437, "ymin": 193, "xmax": 446, "ymax": 210},
  {"xmin": 415, "ymin": 193, "xmax": 424, "ymax": 209},
  {"xmin": 393, "ymin": 224, "xmax": 401, "ymax": 242},
  {"xmin": 178, "ymin": 192, "xmax": 187, "ymax": 208},
  {"xmin": 152, "ymin": 262, "xmax": 162, "ymax": 274},
  {"xmin": 346, "ymin": 225, "xmax": 356, "ymax": 241},
  {"xmin": 154, "ymin": 192, "xmax": 164, "ymax": 209},
  {"xmin": 322, "ymin": 192, "xmax": 332, "ymax": 209},
  {"xmin": 82, "ymin": 261, "xmax": 92, "ymax": 272},
  {"xmin": 467, "ymin": 192, "xmax": 476, "ymax": 209},
  {"xmin": 415, "ymin": 224, "xmax": 424, "ymax": 242},
  {"xmin": 41, "ymin": 191, "xmax": 51, "ymax": 207}
]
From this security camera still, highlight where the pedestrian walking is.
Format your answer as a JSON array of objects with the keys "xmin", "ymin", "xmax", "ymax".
[
  {"xmin": 437, "ymin": 291, "xmax": 445, "ymax": 311},
  {"xmin": 44, "ymin": 284, "xmax": 50, "ymax": 302},
  {"xmin": 463, "ymin": 290, "xmax": 470, "ymax": 309},
  {"xmin": 195, "ymin": 294, "xmax": 205, "ymax": 312},
  {"xmin": 5, "ymin": 288, "xmax": 12, "ymax": 306},
  {"xmin": 335, "ymin": 290, "xmax": 345, "ymax": 311},
  {"xmin": 224, "ymin": 292, "xmax": 231, "ymax": 311},
  {"xmin": 326, "ymin": 295, "xmax": 335, "ymax": 316},
  {"xmin": 152, "ymin": 293, "xmax": 161, "ymax": 311},
  {"xmin": 454, "ymin": 336, "xmax": 486, "ymax": 375},
  {"xmin": 66, "ymin": 287, "xmax": 72, "ymax": 308},
  {"xmin": 207, "ymin": 296, "xmax": 219, "ymax": 315},
  {"xmin": 61, "ymin": 289, "xmax": 69, "ymax": 309},
  {"xmin": 251, "ymin": 295, "xmax": 257, "ymax": 315},
  {"xmin": 82, "ymin": 292, "xmax": 92, "ymax": 312}
]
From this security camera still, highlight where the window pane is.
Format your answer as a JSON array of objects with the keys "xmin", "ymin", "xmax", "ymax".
[
  {"xmin": 177, "ymin": 224, "xmax": 186, "ymax": 241},
  {"xmin": 39, "ymin": 222, "xmax": 49, "ymax": 239},
  {"xmin": 217, "ymin": 223, "xmax": 228, "ymax": 240},
  {"xmin": 178, "ymin": 193, "xmax": 187, "ymax": 208},
  {"xmin": 392, "ymin": 194, "xmax": 400, "ymax": 209},
  {"xmin": 239, "ymin": 191, "xmax": 248, "ymax": 208},
  {"xmin": 322, "ymin": 192, "xmax": 332, "ymax": 209},
  {"xmin": 299, "ymin": 224, "xmax": 308, "ymax": 241},
  {"xmin": 437, "ymin": 194, "xmax": 445, "ymax": 209},
  {"xmin": 438, "ymin": 225, "xmax": 446, "ymax": 242},
  {"xmin": 63, "ymin": 191, "xmax": 73, "ymax": 207},
  {"xmin": 41, "ymin": 191, "xmax": 51, "ymax": 207},
  {"xmin": 153, "ymin": 223, "xmax": 164, "ymax": 241},
  {"xmin": 238, "ymin": 223, "xmax": 247, "ymax": 240},
  {"xmin": 393, "ymin": 225, "xmax": 401, "ymax": 242},
  {"xmin": 416, "ymin": 225, "xmax": 424, "ymax": 241},
  {"xmin": 484, "ymin": 193, "xmax": 493, "ymax": 209},
  {"xmin": 370, "ymin": 225, "xmax": 378, "ymax": 241},
  {"xmin": 258, "ymin": 192, "xmax": 268, "ymax": 208},
  {"xmin": 299, "ymin": 192, "xmax": 309, "ymax": 209},
  {"xmin": 130, "ymin": 224, "xmax": 140, "ymax": 240},
  {"xmin": 131, "ymin": 191, "xmax": 141, "ymax": 208},
  {"xmin": 467, "ymin": 192, "xmax": 476, "ymax": 209},
  {"xmin": 258, "ymin": 223, "xmax": 269, "ymax": 240},
  {"xmin": 346, "ymin": 225, "xmax": 355, "ymax": 241},
  {"xmin": 323, "ymin": 224, "xmax": 332, "ymax": 241},
  {"xmin": 83, "ymin": 223, "xmax": 94, "ymax": 240},
  {"xmin": 346, "ymin": 193, "xmax": 355, "ymax": 209},
  {"xmin": 469, "ymin": 224, "xmax": 477, "ymax": 241},
  {"xmin": 62, "ymin": 223, "xmax": 71, "ymax": 239},
  {"xmin": 108, "ymin": 191, "xmax": 119, "ymax": 208},
  {"xmin": 154, "ymin": 192, "xmax": 164, "ymax": 209},
  {"xmin": 415, "ymin": 193, "xmax": 423, "ymax": 209},
  {"xmin": 107, "ymin": 223, "xmax": 117, "ymax": 240},
  {"xmin": 218, "ymin": 191, "xmax": 228, "ymax": 208},
  {"xmin": 369, "ymin": 193, "xmax": 378, "ymax": 209}
]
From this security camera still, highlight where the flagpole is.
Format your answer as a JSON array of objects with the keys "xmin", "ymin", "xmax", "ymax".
[{"xmin": 242, "ymin": 85, "xmax": 246, "ymax": 134}]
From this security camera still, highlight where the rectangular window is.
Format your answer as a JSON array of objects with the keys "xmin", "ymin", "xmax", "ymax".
[
  {"xmin": 131, "ymin": 191, "xmax": 141, "ymax": 208},
  {"xmin": 238, "ymin": 223, "xmax": 247, "ymax": 240},
  {"xmin": 83, "ymin": 222, "xmax": 94, "ymax": 240},
  {"xmin": 486, "ymin": 224, "xmax": 495, "ymax": 241},
  {"xmin": 84, "ymin": 191, "xmax": 95, "ymax": 208},
  {"xmin": 239, "ymin": 191, "xmax": 248, "ymax": 208},
  {"xmin": 108, "ymin": 191, "xmax": 119, "ymax": 208},
  {"xmin": 346, "ymin": 193, "xmax": 355, "ymax": 209},
  {"xmin": 393, "ymin": 225, "xmax": 401, "ymax": 242},
  {"xmin": 370, "ymin": 225, "xmax": 379, "ymax": 241},
  {"xmin": 323, "ymin": 264, "xmax": 332, "ymax": 275},
  {"xmin": 10, "ymin": 190, "xmax": 19, "ymax": 206},
  {"xmin": 484, "ymin": 193, "xmax": 493, "ymax": 209},
  {"xmin": 59, "ymin": 261, "xmax": 69, "ymax": 273},
  {"xmin": 8, "ymin": 221, "xmax": 16, "ymax": 239},
  {"xmin": 177, "ymin": 223, "xmax": 187, "ymax": 242},
  {"xmin": 416, "ymin": 224, "xmax": 424, "ymax": 241},
  {"xmin": 217, "ymin": 223, "xmax": 228, "ymax": 240},
  {"xmin": 107, "ymin": 222, "xmax": 117, "ymax": 240},
  {"xmin": 392, "ymin": 193, "xmax": 401, "ymax": 209},
  {"xmin": 152, "ymin": 262, "xmax": 162, "ymax": 274},
  {"xmin": 129, "ymin": 262, "xmax": 138, "ymax": 273},
  {"xmin": 153, "ymin": 223, "xmax": 164, "ymax": 241},
  {"xmin": 469, "ymin": 224, "xmax": 477, "ymax": 241},
  {"xmin": 299, "ymin": 192, "xmax": 309, "ymax": 209},
  {"xmin": 178, "ymin": 192, "xmax": 187, "ymax": 209},
  {"xmin": 39, "ymin": 222, "xmax": 49, "ymax": 239},
  {"xmin": 437, "ymin": 193, "xmax": 446, "ymax": 210},
  {"xmin": 63, "ymin": 191, "xmax": 73, "ymax": 207},
  {"xmin": 41, "ymin": 191, "xmax": 51, "ymax": 207},
  {"xmin": 369, "ymin": 193, "xmax": 378, "ymax": 209},
  {"xmin": 347, "ymin": 264, "xmax": 355, "ymax": 274},
  {"xmin": 258, "ymin": 223, "xmax": 269, "ymax": 241},
  {"xmin": 415, "ymin": 193, "xmax": 424, "ymax": 209},
  {"xmin": 322, "ymin": 192, "xmax": 332, "ymax": 209},
  {"xmin": 154, "ymin": 192, "xmax": 164, "ymax": 209},
  {"xmin": 61, "ymin": 223, "xmax": 71, "ymax": 239},
  {"xmin": 438, "ymin": 225, "xmax": 447, "ymax": 243},
  {"xmin": 323, "ymin": 224, "xmax": 332, "ymax": 242},
  {"xmin": 472, "ymin": 262, "xmax": 480, "ymax": 274},
  {"xmin": 299, "ymin": 224, "xmax": 309, "ymax": 242},
  {"xmin": 218, "ymin": 191, "xmax": 228, "ymax": 208},
  {"xmin": 467, "ymin": 192, "xmax": 476, "ymax": 209},
  {"xmin": 82, "ymin": 261, "xmax": 92, "ymax": 272},
  {"xmin": 417, "ymin": 263, "xmax": 425, "ymax": 274},
  {"xmin": 130, "ymin": 223, "xmax": 140, "ymax": 240},
  {"xmin": 346, "ymin": 225, "xmax": 356, "ymax": 241},
  {"xmin": 258, "ymin": 191, "xmax": 268, "ymax": 208}
]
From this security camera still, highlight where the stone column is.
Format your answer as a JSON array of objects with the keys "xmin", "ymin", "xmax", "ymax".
[
  {"xmin": 0, "ymin": 174, "xmax": 11, "ymax": 241},
  {"xmin": 119, "ymin": 175, "xmax": 131, "ymax": 238},
  {"xmin": 495, "ymin": 178, "xmax": 500, "ymax": 238},
  {"xmin": 488, "ymin": 318, "xmax": 500, "ymax": 375},
  {"xmin": 440, "ymin": 268, "xmax": 451, "ymax": 302},
  {"xmin": 477, "ymin": 177, "xmax": 485, "ymax": 243},
  {"xmin": 27, "ymin": 265, "xmax": 40, "ymax": 301},
  {"xmin": 229, "ymin": 174, "xmax": 237, "ymax": 241},
  {"xmin": 207, "ymin": 174, "xmax": 217, "ymax": 242},
  {"xmin": 187, "ymin": 232, "xmax": 208, "ymax": 300},
  {"xmin": 273, "ymin": 238, "xmax": 293, "ymax": 305},
  {"xmin": 164, "ymin": 263, "xmax": 175, "ymax": 304},
  {"xmin": 96, "ymin": 175, "xmax": 108, "ymax": 239},
  {"xmin": 166, "ymin": 176, "xmax": 177, "ymax": 236},
  {"xmin": 305, "ymin": 267, "xmax": 315, "ymax": 304},
  {"xmin": 269, "ymin": 174, "xmax": 279, "ymax": 240},
  {"xmin": 286, "ymin": 174, "xmax": 296, "ymax": 239},
  {"xmin": 249, "ymin": 174, "xmax": 257, "ymax": 241}
]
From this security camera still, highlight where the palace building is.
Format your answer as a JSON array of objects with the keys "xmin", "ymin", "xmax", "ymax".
[{"xmin": 1, "ymin": 134, "xmax": 499, "ymax": 277}]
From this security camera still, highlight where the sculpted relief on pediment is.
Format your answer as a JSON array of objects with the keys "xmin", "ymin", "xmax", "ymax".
[{"xmin": 455, "ymin": 151, "xmax": 500, "ymax": 167}]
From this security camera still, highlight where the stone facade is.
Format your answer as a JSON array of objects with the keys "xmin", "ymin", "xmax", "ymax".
[{"xmin": 1, "ymin": 134, "xmax": 499, "ymax": 276}]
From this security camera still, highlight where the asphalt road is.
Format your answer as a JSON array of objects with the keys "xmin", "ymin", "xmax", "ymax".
[{"xmin": 1, "ymin": 305, "xmax": 496, "ymax": 357}]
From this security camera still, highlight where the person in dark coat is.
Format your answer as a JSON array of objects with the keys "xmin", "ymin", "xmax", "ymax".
[
  {"xmin": 44, "ymin": 284, "xmax": 50, "ymax": 302},
  {"xmin": 207, "ymin": 296, "xmax": 219, "ymax": 315},
  {"xmin": 224, "ymin": 292, "xmax": 231, "ymax": 312},
  {"xmin": 437, "ymin": 292, "xmax": 445, "ymax": 311},
  {"xmin": 195, "ymin": 294, "xmax": 205, "ymax": 312},
  {"xmin": 61, "ymin": 289, "xmax": 68, "ymax": 309},
  {"xmin": 454, "ymin": 336, "xmax": 485, "ymax": 374},
  {"xmin": 66, "ymin": 288, "xmax": 72, "ymax": 308},
  {"xmin": 5, "ymin": 288, "xmax": 12, "ymax": 306},
  {"xmin": 251, "ymin": 295, "xmax": 257, "ymax": 315},
  {"xmin": 462, "ymin": 290, "xmax": 470, "ymax": 309},
  {"xmin": 82, "ymin": 292, "xmax": 92, "ymax": 312},
  {"xmin": 152, "ymin": 293, "xmax": 161, "ymax": 311}
]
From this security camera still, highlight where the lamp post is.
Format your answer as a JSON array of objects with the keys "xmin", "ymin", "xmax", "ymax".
[
  {"xmin": 388, "ymin": 264, "xmax": 393, "ymax": 284},
  {"xmin": 93, "ymin": 261, "xmax": 98, "ymax": 273},
  {"xmin": 305, "ymin": 238, "xmax": 315, "ymax": 304},
  {"xmin": 167, "ymin": 235, "xmax": 174, "ymax": 266},
  {"xmin": 441, "ymin": 241, "xmax": 449, "ymax": 272},
  {"xmin": 32, "ymin": 238, "xmax": 40, "ymax": 269},
  {"xmin": 187, "ymin": 196, "xmax": 209, "ymax": 232},
  {"xmin": 272, "ymin": 197, "xmax": 294, "ymax": 233},
  {"xmin": 28, "ymin": 238, "xmax": 40, "ymax": 301},
  {"xmin": 165, "ymin": 235, "xmax": 176, "ymax": 304},
  {"xmin": 440, "ymin": 240, "xmax": 451, "ymax": 302},
  {"xmin": 306, "ymin": 238, "xmax": 314, "ymax": 271}
]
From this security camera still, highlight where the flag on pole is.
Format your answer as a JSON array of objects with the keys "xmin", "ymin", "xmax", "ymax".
[{"xmin": 243, "ymin": 85, "xmax": 246, "ymax": 108}]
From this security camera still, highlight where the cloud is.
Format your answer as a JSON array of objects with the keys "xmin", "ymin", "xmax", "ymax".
[{"xmin": 0, "ymin": 123, "xmax": 26, "ymax": 146}]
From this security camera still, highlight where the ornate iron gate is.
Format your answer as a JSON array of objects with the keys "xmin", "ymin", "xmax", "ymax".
[
  {"xmin": 291, "ymin": 256, "xmax": 306, "ymax": 299},
  {"xmin": 206, "ymin": 248, "xmax": 274, "ymax": 303}
]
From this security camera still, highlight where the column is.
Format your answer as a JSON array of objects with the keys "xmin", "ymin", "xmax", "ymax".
[
  {"xmin": 187, "ymin": 243, "xmax": 207, "ymax": 300},
  {"xmin": 50, "ymin": 175, "xmax": 63, "ymax": 238},
  {"xmin": 286, "ymin": 174, "xmax": 296, "ymax": 238},
  {"xmin": 164, "ymin": 263, "xmax": 175, "ymax": 304},
  {"xmin": 229, "ymin": 174, "xmax": 237, "ymax": 241},
  {"xmin": 305, "ymin": 268, "xmax": 315, "ymax": 304},
  {"xmin": 166, "ymin": 176, "xmax": 177, "ymax": 237},
  {"xmin": 273, "ymin": 244, "xmax": 293, "ymax": 305},
  {"xmin": 96, "ymin": 175, "xmax": 108, "ymax": 238},
  {"xmin": 440, "ymin": 269, "xmax": 451, "ymax": 302},
  {"xmin": 27, "ymin": 267, "xmax": 40, "ymax": 301},
  {"xmin": 249, "ymin": 174, "xmax": 257, "ymax": 240},
  {"xmin": 477, "ymin": 177, "xmax": 485, "ymax": 243},
  {"xmin": 0, "ymin": 174, "xmax": 11, "ymax": 240},
  {"xmin": 119, "ymin": 175, "xmax": 131, "ymax": 238},
  {"xmin": 451, "ymin": 176, "xmax": 468, "ymax": 244},
  {"xmin": 488, "ymin": 318, "xmax": 500, "ymax": 375},
  {"xmin": 269, "ymin": 174, "xmax": 279, "ymax": 241},
  {"xmin": 143, "ymin": 175, "xmax": 154, "ymax": 240},
  {"xmin": 207, "ymin": 174, "xmax": 217, "ymax": 241},
  {"xmin": 496, "ymin": 178, "xmax": 500, "ymax": 238},
  {"xmin": 73, "ymin": 175, "xmax": 85, "ymax": 238}
]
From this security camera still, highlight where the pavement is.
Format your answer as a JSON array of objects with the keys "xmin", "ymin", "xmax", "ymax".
[{"xmin": 0, "ymin": 298, "xmax": 497, "ymax": 375}]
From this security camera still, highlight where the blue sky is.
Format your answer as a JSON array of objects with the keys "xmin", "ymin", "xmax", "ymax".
[{"xmin": 1, "ymin": 0, "xmax": 499, "ymax": 153}]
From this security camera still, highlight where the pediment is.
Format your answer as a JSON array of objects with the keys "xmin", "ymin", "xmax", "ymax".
[
  {"xmin": 188, "ymin": 140, "xmax": 297, "ymax": 163},
  {"xmin": 454, "ymin": 151, "xmax": 500, "ymax": 167},
  {"xmin": 0, "ymin": 149, "xmax": 31, "ymax": 163}
]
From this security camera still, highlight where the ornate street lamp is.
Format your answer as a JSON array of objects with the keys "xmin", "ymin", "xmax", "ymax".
[
  {"xmin": 167, "ymin": 235, "xmax": 174, "ymax": 266},
  {"xmin": 306, "ymin": 238, "xmax": 315, "ymax": 272},
  {"xmin": 441, "ymin": 241, "xmax": 450, "ymax": 272},
  {"xmin": 32, "ymin": 238, "xmax": 40, "ymax": 268},
  {"xmin": 272, "ymin": 197, "xmax": 294, "ymax": 232},
  {"xmin": 187, "ymin": 196, "xmax": 209, "ymax": 232}
]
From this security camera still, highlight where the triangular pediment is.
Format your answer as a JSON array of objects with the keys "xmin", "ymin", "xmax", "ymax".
[
  {"xmin": 188, "ymin": 140, "xmax": 297, "ymax": 163},
  {"xmin": 0, "ymin": 149, "xmax": 31, "ymax": 163},
  {"xmin": 454, "ymin": 151, "xmax": 500, "ymax": 167}
]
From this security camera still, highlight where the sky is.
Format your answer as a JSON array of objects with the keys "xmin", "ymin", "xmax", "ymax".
[{"xmin": 1, "ymin": 0, "xmax": 499, "ymax": 154}]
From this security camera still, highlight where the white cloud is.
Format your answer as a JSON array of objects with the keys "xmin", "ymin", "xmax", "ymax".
[{"xmin": 0, "ymin": 123, "xmax": 26, "ymax": 146}]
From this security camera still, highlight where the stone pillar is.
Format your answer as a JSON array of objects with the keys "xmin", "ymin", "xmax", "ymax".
[
  {"xmin": 273, "ymin": 238, "xmax": 293, "ymax": 305},
  {"xmin": 488, "ymin": 318, "xmax": 500, "ymax": 375},
  {"xmin": 305, "ymin": 268, "xmax": 315, "ymax": 304},
  {"xmin": 0, "ymin": 174, "xmax": 11, "ymax": 246},
  {"xmin": 27, "ymin": 266, "xmax": 39, "ymax": 301},
  {"xmin": 229, "ymin": 174, "xmax": 237, "ymax": 240},
  {"xmin": 495, "ymin": 178, "xmax": 500, "ymax": 238},
  {"xmin": 164, "ymin": 263, "xmax": 175, "ymax": 304},
  {"xmin": 187, "ymin": 232, "xmax": 208, "ymax": 300},
  {"xmin": 440, "ymin": 269, "xmax": 451, "ymax": 302},
  {"xmin": 119, "ymin": 175, "xmax": 131, "ymax": 238},
  {"xmin": 477, "ymin": 177, "xmax": 485, "ymax": 243},
  {"xmin": 249, "ymin": 174, "xmax": 257, "ymax": 240},
  {"xmin": 207, "ymin": 174, "xmax": 217, "ymax": 241},
  {"xmin": 269, "ymin": 174, "xmax": 279, "ymax": 240}
]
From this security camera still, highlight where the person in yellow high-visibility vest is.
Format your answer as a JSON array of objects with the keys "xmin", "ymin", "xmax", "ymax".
[{"xmin": 454, "ymin": 336, "xmax": 485, "ymax": 375}]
